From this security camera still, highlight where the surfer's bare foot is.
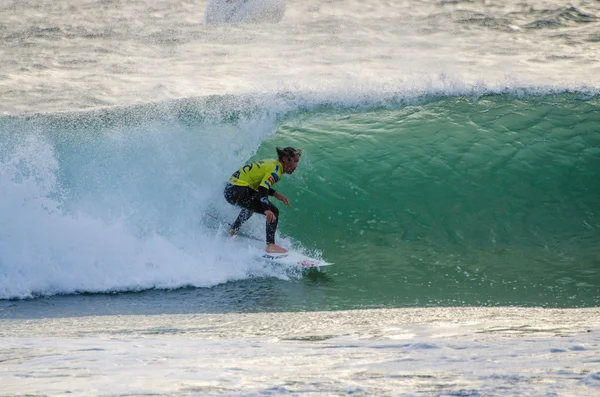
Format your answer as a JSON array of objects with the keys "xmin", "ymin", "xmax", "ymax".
[
  {"xmin": 266, "ymin": 243, "xmax": 287, "ymax": 253},
  {"xmin": 228, "ymin": 229, "xmax": 237, "ymax": 238}
]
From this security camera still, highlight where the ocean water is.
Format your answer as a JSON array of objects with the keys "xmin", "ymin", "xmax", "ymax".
[{"xmin": 1, "ymin": 0, "xmax": 599, "ymax": 395}]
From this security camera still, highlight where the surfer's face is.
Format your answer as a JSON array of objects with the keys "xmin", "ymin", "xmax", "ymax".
[{"xmin": 283, "ymin": 155, "xmax": 300, "ymax": 174}]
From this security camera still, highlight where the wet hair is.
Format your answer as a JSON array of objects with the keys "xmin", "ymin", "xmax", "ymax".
[{"xmin": 276, "ymin": 146, "xmax": 302, "ymax": 160}]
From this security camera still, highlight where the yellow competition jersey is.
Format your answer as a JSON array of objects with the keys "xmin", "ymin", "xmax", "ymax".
[{"xmin": 229, "ymin": 159, "xmax": 284, "ymax": 191}]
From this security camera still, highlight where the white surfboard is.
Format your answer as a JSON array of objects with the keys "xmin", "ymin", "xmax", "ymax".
[
  {"xmin": 236, "ymin": 236, "xmax": 332, "ymax": 268},
  {"xmin": 260, "ymin": 250, "xmax": 333, "ymax": 268}
]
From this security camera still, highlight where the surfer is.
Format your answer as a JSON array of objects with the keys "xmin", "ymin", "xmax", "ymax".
[{"xmin": 224, "ymin": 147, "xmax": 302, "ymax": 253}]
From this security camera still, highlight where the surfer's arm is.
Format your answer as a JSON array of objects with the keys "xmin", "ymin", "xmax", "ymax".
[
  {"xmin": 273, "ymin": 191, "xmax": 289, "ymax": 206},
  {"xmin": 257, "ymin": 163, "xmax": 281, "ymax": 212},
  {"xmin": 258, "ymin": 186, "xmax": 272, "ymax": 212},
  {"xmin": 258, "ymin": 169, "xmax": 279, "ymax": 197},
  {"xmin": 258, "ymin": 186, "xmax": 278, "ymax": 223}
]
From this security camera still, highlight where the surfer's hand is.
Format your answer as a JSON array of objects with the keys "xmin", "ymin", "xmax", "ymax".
[
  {"xmin": 274, "ymin": 192, "xmax": 290, "ymax": 206},
  {"xmin": 265, "ymin": 210, "xmax": 277, "ymax": 223}
]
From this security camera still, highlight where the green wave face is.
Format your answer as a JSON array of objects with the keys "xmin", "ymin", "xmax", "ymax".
[
  {"xmin": 258, "ymin": 94, "xmax": 600, "ymax": 307},
  {"xmin": 1, "ymin": 92, "xmax": 598, "ymax": 306}
]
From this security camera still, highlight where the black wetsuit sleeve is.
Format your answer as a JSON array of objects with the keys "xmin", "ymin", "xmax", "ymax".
[
  {"xmin": 258, "ymin": 186, "xmax": 272, "ymax": 212},
  {"xmin": 268, "ymin": 188, "xmax": 276, "ymax": 196}
]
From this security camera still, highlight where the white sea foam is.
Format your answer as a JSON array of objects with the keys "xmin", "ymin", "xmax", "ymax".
[
  {"xmin": 0, "ymin": 119, "xmax": 302, "ymax": 299},
  {"xmin": 1, "ymin": 0, "xmax": 599, "ymax": 114},
  {"xmin": 1, "ymin": 307, "xmax": 599, "ymax": 396}
]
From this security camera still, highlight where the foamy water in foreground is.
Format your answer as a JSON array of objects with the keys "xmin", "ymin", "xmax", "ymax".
[{"xmin": 2, "ymin": 307, "xmax": 599, "ymax": 396}]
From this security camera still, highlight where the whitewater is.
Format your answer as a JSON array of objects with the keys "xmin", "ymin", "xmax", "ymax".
[{"xmin": 1, "ymin": 0, "xmax": 599, "ymax": 395}]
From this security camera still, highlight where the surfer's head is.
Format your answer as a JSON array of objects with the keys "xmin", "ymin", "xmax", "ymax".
[{"xmin": 277, "ymin": 146, "xmax": 302, "ymax": 174}]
